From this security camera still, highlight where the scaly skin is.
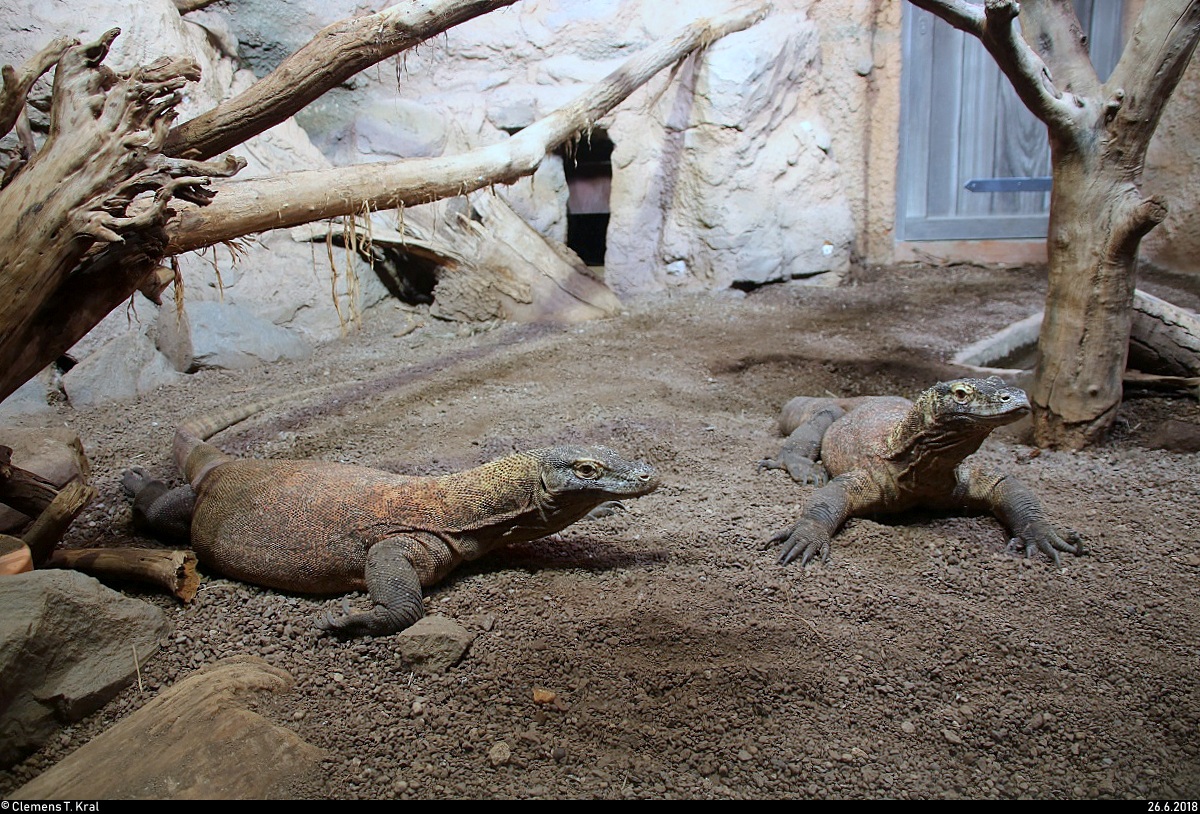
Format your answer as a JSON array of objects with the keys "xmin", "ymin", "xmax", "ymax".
[
  {"xmin": 124, "ymin": 401, "xmax": 660, "ymax": 637},
  {"xmin": 758, "ymin": 376, "xmax": 1084, "ymax": 568}
]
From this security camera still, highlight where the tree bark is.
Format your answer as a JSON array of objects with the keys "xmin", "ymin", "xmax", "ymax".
[{"xmin": 1129, "ymin": 290, "xmax": 1200, "ymax": 379}]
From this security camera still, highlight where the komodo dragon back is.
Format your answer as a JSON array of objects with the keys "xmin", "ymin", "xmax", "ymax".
[{"xmin": 125, "ymin": 401, "xmax": 661, "ymax": 639}]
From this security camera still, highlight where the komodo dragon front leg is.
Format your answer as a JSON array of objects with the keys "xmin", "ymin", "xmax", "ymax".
[
  {"xmin": 952, "ymin": 464, "xmax": 1085, "ymax": 566},
  {"xmin": 767, "ymin": 470, "xmax": 884, "ymax": 566},
  {"xmin": 316, "ymin": 536, "xmax": 436, "ymax": 637}
]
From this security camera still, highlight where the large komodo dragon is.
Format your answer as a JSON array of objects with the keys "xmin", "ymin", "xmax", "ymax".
[
  {"xmin": 123, "ymin": 402, "xmax": 660, "ymax": 637},
  {"xmin": 758, "ymin": 376, "xmax": 1083, "ymax": 568}
]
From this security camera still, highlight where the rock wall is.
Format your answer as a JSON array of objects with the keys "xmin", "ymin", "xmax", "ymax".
[
  {"xmin": 222, "ymin": 0, "xmax": 857, "ymax": 295},
  {"xmin": 605, "ymin": 10, "xmax": 853, "ymax": 293},
  {"xmin": 1142, "ymin": 46, "xmax": 1200, "ymax": 281}
]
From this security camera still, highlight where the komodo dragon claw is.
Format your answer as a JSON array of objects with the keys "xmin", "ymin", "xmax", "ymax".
[
  {"xmin": 1007, "ymin": 523, "xmax": 1086, "ymax": 567},
  {"xmin": 316, "ymin": 598, "xmax": 355, "ymax": 633},
  {"xmin": 769, "ymin": 519, "xmax": 832, "ymax": 567}
]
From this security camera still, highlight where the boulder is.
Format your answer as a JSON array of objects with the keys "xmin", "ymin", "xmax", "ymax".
[
  {"xmin": 0, "ymin": 570, "xmax": 172, "ymax": 767},
  {"xmin": 0, "ymin": 376, "xmax": 54, "ymax": 420},
  {"xmin": 61, "ymin": 331, "xmax": 184, "ymax": 408},
  {"xmin": 185, "ymin": 300, "xmax": 313, "ymax": 371}
]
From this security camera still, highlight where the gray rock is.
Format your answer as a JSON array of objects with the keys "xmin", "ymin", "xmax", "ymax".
[
  {"xmin": 0, "ymin": 570, "xmax": 172, "ymax": 767},
  {"xmin": 62, "ymin": 331, "xmax": 183, "ymax": 408},
  {"xmin": 152, "ymin": 302, "xmax": 195, "ymax": 373},
  {"xmin": 186, "ymin": 300, "xmax": 312, "ymax": 371},
  {"xmin": 0, "ymin": 376, "xmax": 53, "ymax": 419},
  {"xmin": 393, "ymin": 614, "xmax": 475, "ymax": 673}
]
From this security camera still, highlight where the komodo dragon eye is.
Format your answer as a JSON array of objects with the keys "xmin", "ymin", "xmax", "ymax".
[
  {"xmin": 951, "ymin": 384, "xmax": 972, "ymax": 403},
  {"xmin": 574, "ymin": 460, "xmax": 604, "ymax": 480}
]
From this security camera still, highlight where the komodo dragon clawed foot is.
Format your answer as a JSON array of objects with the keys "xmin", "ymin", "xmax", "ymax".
[
  {"xmin": 756, "ymin": 454, "xmax": 829, "ymax": 486},
  {"xmin": 1006, "ymin": 520, "xmax": 1086, "ymax": 566},
  {"xmin": 122, "ymin": 467, "xmax": 195, "ymax": 543},
  {"xmin": 767, "ymin": 517, "xmax": 832, "ymax": 567},
  {"xmin": 761, "ymin": 377, "xmax": 1084, "ymax": 570}
]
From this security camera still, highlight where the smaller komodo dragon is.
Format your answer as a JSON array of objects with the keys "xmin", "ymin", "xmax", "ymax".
[
  {"xmin": 757, "ymin": 376, "xmax": 1083, "ymax": 568},
  {"xmin": 123, "ymin": 402, "xmax": 661, "ymax": 637}
]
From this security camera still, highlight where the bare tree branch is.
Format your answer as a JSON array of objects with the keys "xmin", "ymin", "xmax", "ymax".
[
  {"xmin": 906, "ymin": 0, "xmax": 984, "ymax": 34},
  {"xmin": 910, "ymin": 0, "xmax": 1082, "ymax": 138},
  {"xmin": 0, "ymin": 35, "xmax": 77, "ymax": 141},
  {"xmin": 165, "ymin": 3, "xmax": 770, "ymax": 254},
  {"xmin": 164, "ymin": 0, "xmax": 521, "ymax": 161},
  {"xmin": 1019, "ymin": 0, "xmax": 1100, "ymax": 98},
  {"xmin": 1107, "ymin": 0, "xmax": 1200, "ymax": 153}
]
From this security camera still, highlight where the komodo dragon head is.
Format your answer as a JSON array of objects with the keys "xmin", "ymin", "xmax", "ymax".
[
  {"xmin": 534, "ymin": 445, "xmax": 660, "ymax": 503},
  {"xmin": 923, "ymin": 375, "xmax": 1030, "ymax": 427},
  {"xmin": 891, "ymin": 375, "xmax": 1030, "ymax": 458}
]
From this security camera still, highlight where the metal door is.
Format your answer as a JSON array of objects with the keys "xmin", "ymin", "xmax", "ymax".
[{"xmin": 897, "ymin": 2, "xmax": 1125, "ymax": 241}]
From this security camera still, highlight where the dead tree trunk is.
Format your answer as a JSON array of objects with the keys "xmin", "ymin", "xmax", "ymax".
[{"xmin": 910, "ymin": 0, "xmax": 1200, "ymax": 449}]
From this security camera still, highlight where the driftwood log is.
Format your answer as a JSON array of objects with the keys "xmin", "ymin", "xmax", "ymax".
[
  {"xmin": 45, "ymin": 547, "xmax": 199, "ymax": 602},
  {"xmin": 953, "ymin": 289, "xmax": 1200, "ymax": 399},
  {"xmin": 1128, "ymin": 289, "xmax": 1200, "ymax": 380},
  {"xmin": 299, "ymin": 191, "xmax": 622, "ymax": 323}
]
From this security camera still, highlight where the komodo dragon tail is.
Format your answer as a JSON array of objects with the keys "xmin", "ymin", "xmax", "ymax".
[{"xmin": 174, "ymin": 398, "xmax": 285, "ymax": 488}]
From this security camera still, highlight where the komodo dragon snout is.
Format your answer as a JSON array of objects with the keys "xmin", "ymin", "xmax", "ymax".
[{"xmin": 537, "ymin": 444, "xmax": 660, "ymax": 499}]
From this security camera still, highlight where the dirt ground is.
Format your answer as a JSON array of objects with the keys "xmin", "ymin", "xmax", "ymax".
[{"xmin": 2, "ymin": 262, "xmax": 1199, "ymax": 800}]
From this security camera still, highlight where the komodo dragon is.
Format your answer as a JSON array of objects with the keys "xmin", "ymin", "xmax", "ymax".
[
  {"xmin": 757, "ymin": 376, "xmax": 1083, "ymax": 568},
  {"xmin": 122, "ymin": 402, "xmax": 660, "ymax": 637}
]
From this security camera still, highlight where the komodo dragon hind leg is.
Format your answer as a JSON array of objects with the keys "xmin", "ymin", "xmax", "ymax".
[
  {"xmin": 317, "ymin": 538, "xmax": 426, "ymax": 638},
  {"xmin": 757, "ymin": 404, "xmax": 845, "ymax": 486},
  {"xmin": 121, "ymin": 467, "xmax": 195, "ymax": 543}
]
